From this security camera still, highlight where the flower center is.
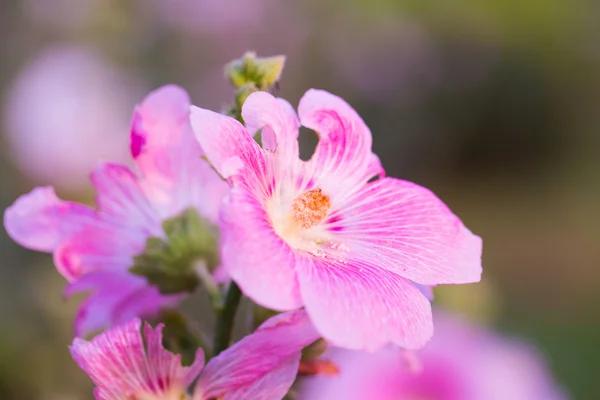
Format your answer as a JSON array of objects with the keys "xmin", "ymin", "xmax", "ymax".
[{"xmin": 291, "ymin": 188, "xmax": 331, "ymax": 229}]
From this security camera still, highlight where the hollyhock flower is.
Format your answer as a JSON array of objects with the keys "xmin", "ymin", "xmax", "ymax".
[
  {"xmin": 4, "ymin": 85, "xmax": 228, "ymax": 336},
  {"xmin": 71, "ymin": 310, "xmax": 320, "ymax": 400},
  {"xmin": 190, "ymin": 89, "xmax": 482, "ymax": 350},
  {"xmin": 299, "ymin": 312, "xmax": 568, "ymax": 400}
]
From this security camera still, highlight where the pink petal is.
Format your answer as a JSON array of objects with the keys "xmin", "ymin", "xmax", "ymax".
[
  {"xmin": 241, "ymin": 92, "xmax": 310, "ymax": 197},
  {"xmin": 131, "ymin": 85, "xmax": 228, "ymax": 223},
  {"xmin": 242, "ymin": 91, "xmax": 300, "ymax": 161},
  {"xmin": 90, "ymin": 162, "xmax": 162, "ymax": 236},
  {"xmin": 219, "ymin": 186, "xmax": 303, "ymax": 310},
  {"xmin": 189, "ymin": 106, "xmax": 265, "ymax": 184},
  {"xmin": 296, "ymin": 255, "xmax": 433, "ymax": 350},
  {"xmin": 71, "ymin": 318, "xmax": 203, "ymax": 400},
  {"xmin": 328, "ymin": 177, "xmax": 482, "ymax": 285},
  {"xmin": 3, "ymin": 186, "xmax": 98, "ymax": 252},
  {"xmin": 137, "ymin": 147, "xmax": 229, "ymax": 224},
  {"xmin": 65, "ymin": 271, "xmax": 180, "ymax": 337},
  {"xmin": 71, "ymin": 319, "xmax": 146, "ymax": 399},
  {"xmin": 130, "ymin": 84, "xmax": 191, "ymax": 156},
  {"xmin": 195, "ymin": 310, "xmax": 319, "ymax": 400},
  {"xmin": 143, "ymin": 322, "xmax": 204, "ymax": 388},
  {"xmin": 298, "ymin": 89, "xmax": 379, "ymax": 200},
  {"xmin": 221, "ymin": 355, "xmax": 301, "ymax": 400},
  {"xmin": 53, "ymin": 225, "xmax": 143, "ymax": 281},
  {"xmin": 111, "ymin": 286, "xmax": 183, "ymax": 328}
]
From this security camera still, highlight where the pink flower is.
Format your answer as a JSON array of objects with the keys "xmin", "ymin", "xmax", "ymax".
[
  {"xmin": 71, "ymin": 318, "xmax": 203, "ymax": 400},
  {"xmin": 299, "ymin": 312, "xmax": 568, "ymax": 400},
  {"xmin": 189, "ymin": 89, "xmax": 482, "ymax": 350},
  {"xmin": 4, "ymin": 85, "xmax": 228, "ymax": 336},
  {"xmin": 71, "ymin": 310, "xmax": 320, "ymax": 400}
]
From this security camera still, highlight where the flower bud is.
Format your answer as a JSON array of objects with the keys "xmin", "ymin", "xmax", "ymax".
[{"xmin": 225, "ymin": 51, "xmax": 285, "ymax": 91}]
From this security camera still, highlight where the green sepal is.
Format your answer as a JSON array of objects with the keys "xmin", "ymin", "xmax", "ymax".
[{"xmin": 130, "ymin": 207, "xmax": 219, "ymax": 294}]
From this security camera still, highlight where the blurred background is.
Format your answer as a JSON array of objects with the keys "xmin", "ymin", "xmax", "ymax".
[{"xmin": 1, "ymin": 0, "xmax": 599, "ymax": 398}]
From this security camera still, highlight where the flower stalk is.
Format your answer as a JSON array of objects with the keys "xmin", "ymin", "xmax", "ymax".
[{"xmin": 212, "ymin": 281, "xmax": 242, "ymax": 356}]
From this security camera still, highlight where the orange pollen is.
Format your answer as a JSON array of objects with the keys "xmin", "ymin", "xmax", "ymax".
[{"xmin": 291, "ymin": 188, "xmax": 331, "ymax": 229}]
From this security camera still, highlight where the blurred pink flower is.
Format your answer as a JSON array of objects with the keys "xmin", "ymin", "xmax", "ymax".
[
  {"xmin": 190, "ymin": 89, "xmax": 482, "ymax": 351},
  {"xmin": 4, "ymin": 85, "xmax": 229, "ymax": 336},
  {"xmin": 71, "ymin": 310, "xmax": 319, "ymax": 400},
  {"xmin": 3, "ymin": 46, "xmax": 141, "ymax": 191},
  {"xmin": 299, "ymin": 312, "xmax": 568, "ymax": 400},
  {"xmin": 150, "ymin": 0, "xmax": 266, "ymax": 33}
]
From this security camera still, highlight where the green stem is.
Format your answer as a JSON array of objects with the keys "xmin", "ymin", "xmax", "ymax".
[
  {"xmin": 157, "ymin": 310, "xmax": 211, "ymax": 364},
  {"xmin": 194, "ymin": 260, "xmax": 223, "ymax": 307},
  {"xmin": 212, "ymin": 281, "xmax": 242, "ymax": 356}
]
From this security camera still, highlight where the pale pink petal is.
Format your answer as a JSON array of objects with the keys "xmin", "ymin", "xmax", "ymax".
[
  {"xmin": 241, "ymin": 92, "xmax": 309, "ymax": 198},
  {"xmin": 298, "ymin": 89, "xmax": 378, "ymax": 200},
  {"xmin": 221, "ymin": 355, "xmax": 301, "ymax": 400},
  {"xmin": 414, "ymin": 283, "xmax": 435, "ymax": 300},
  {"xmin": 189, "ymin": 106, "xmax": 266, "ymax": 184},
  {"xmin": 362, "ymin": 153, "xmax": 386, "ymax": 181},
  {"xmin": 327, "ymin": 177, "xmax": 482, "ymax": 285},
  {"xmin": 296, "ymin": 256, "xmax": 433, "ymax": 350},
  {"xmin": 65, "ymin": 271, "xmax": 179, "ymax": 337},
  {"xmin": 3, "ymin": 186, "xmax": 98, "ymax": 252},
  {"xmin": 66, "ymin": 271, "xmax": 146, "ymax": 336},
  {"xmin": 131, "ymin": 85, "xmax": 229, "ymax": 222},
  {"xmin": 134, "ymin": 145, "xmax": 229, "ymax": 224},
  {"xmin": 195, "ymin": 310, "xmax": 319, "ymax": 400},
  {"xmin": 219, "ymin": 186, "xmax": 303, "ymax": 310},
  {"xmin": 90, "ymin": 162, "xmax": 162, "ymax": 236},
  {"xmin": 71, "ymin": 318, "xmax": 203, "ymax": 400},
  {"xmin": 242, "ymin": 91, "xmax": 300, "ymax": 161}
]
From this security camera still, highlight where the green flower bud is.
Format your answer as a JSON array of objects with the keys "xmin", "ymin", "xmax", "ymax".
[{"xmin": 225, "ymin": 51, "xmax": 286, "ymax": 91}]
